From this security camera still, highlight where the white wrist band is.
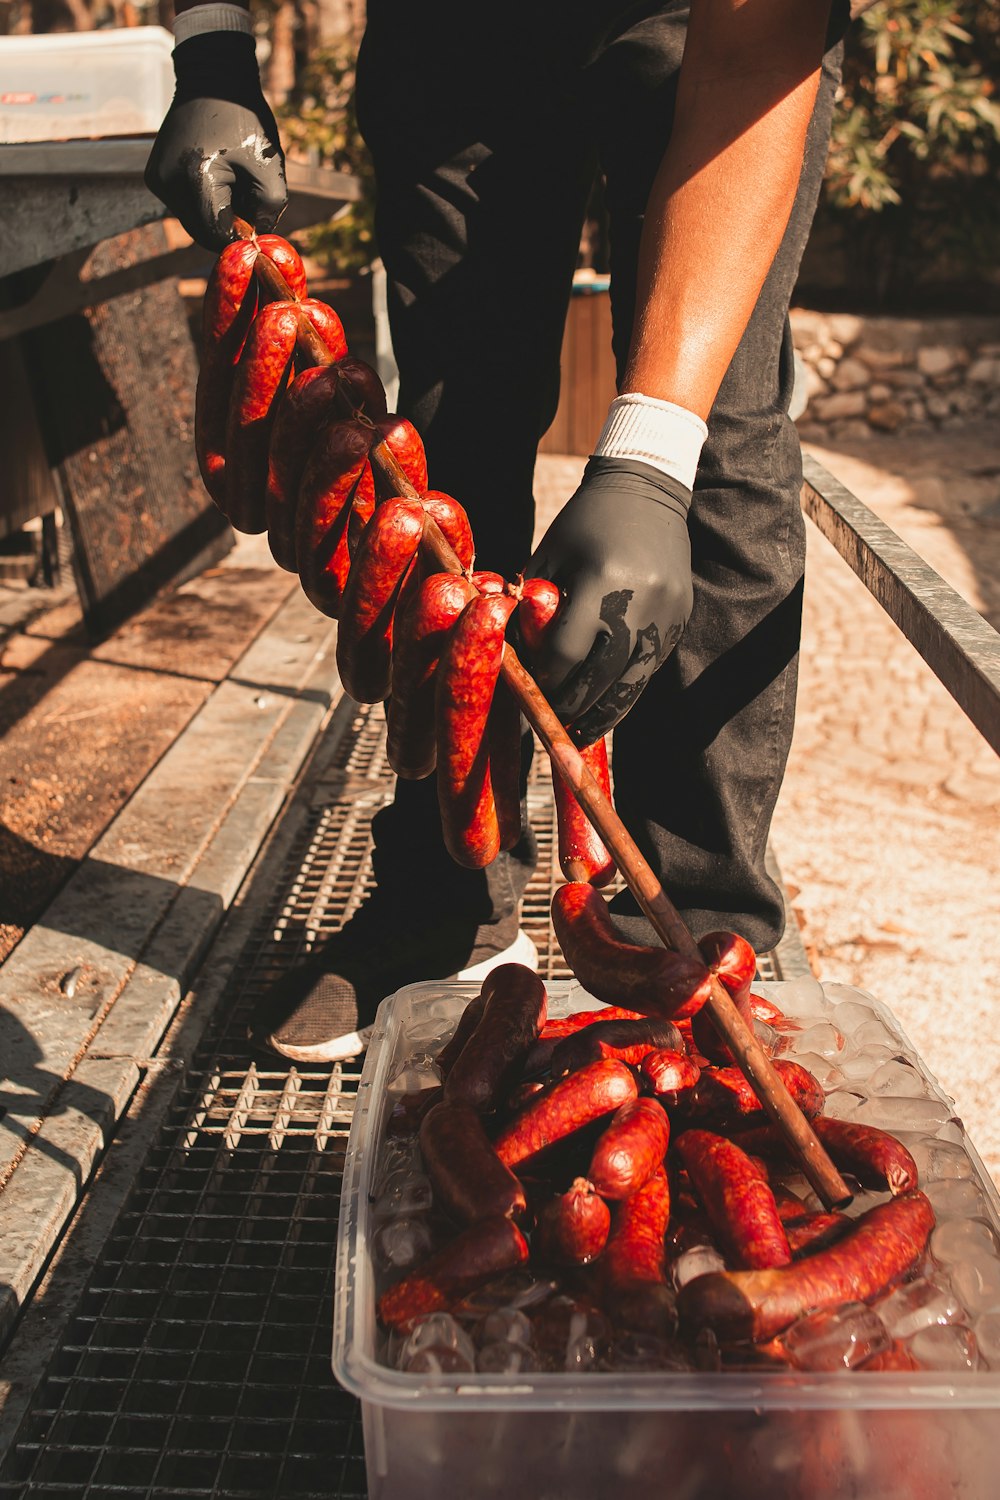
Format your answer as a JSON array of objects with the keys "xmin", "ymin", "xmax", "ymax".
[
  {"xmin": 173, "ymin": 3, "xmax": 252, "ymax": 43},
  {"xmin": 594, "ymin": 393, "xmax": 708, "ymax": 492}
]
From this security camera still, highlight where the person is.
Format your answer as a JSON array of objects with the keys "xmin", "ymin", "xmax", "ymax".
[{"xmin": 147, "ymin": 0, "xmax": 856, "ymax": 1063}]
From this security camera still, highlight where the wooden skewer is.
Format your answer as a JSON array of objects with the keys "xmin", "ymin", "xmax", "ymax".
[{"xmin": 229, "ymin": 220, "xmax": 852, "ymax": 1210}]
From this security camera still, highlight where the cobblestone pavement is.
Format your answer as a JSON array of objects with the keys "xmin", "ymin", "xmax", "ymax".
[
  {"xmin": 535, "ymin": 422, "xmax": 999, "ymax": 1183},
  {"xmin": 776, "ymin": 424, "xmax": 1000, "ymax": 1185}
]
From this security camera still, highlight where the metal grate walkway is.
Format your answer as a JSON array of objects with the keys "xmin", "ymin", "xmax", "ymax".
[{"xmin": 0, "ymin": 702, "xmax": 784, "ymax": 1499}]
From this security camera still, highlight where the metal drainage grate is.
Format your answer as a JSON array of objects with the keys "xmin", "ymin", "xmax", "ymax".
[
  {"xmin": 0, "ymin": 702, "xmax": 785, "ymax": 1498},
  {"xmin": 2, "ymin": 1084, "xmax": 366, "ymax": 1499}
]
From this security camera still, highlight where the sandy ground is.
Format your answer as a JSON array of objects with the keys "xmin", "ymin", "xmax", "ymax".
[{"xmin": 535, "ymin": 421, "xmax": 1000, "ymax": 1184}]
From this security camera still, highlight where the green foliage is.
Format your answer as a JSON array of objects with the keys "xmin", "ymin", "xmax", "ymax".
[
  {"xmin": 275, "ymin": 45, "xmax": 376, "ymax": 274},
  {"xmin": 823, "ymin": 1, "xmax": 1000, "ymax": 303}
]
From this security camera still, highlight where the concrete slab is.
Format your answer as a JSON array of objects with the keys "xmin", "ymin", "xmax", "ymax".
[
  {"xmin": 0, "ymin": 535, "xmax": 296, "ymax": 964},
  {"xmin": 0, "ymin": 578, "xmax": 339, "ymax": 1329},
  {"xmin": 0, "ymin": 1057, "xmax": 138, "ymax": 1347}
]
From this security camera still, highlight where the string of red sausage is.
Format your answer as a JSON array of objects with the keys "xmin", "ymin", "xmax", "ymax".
[
  {"xmin": 197, "ymin": 231, "xmax": 624, "ymax": 884},
  {"xmin": 198, "ymin": 233, "xmax": 782, "ymax": 1039}
]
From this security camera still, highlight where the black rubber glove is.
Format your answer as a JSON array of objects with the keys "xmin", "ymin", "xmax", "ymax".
[
  {"xmin": 144, "ymin": 31, "xmax": 286, "ymax": 251},
  {"xmin": 522, "ymin": 457, "xmax": 694, "ymax": 745}
]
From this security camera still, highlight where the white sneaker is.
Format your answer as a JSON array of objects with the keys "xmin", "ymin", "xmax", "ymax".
[
  {"xmin": 253, "ymin": 906, "xmax": 538, "ymax": 1065},
  {"xmin": 456, "ymin": 927, "xmax": 539, "ymax": 980}
]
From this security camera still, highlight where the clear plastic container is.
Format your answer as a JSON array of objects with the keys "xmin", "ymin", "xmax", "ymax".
[
  {"xmin": 334, "ymin": 979, "xmax": 1000, "ymax": 1500},
  {"xmin": 0, "ymin": 28, "xmax": 174, "ymax": 144}
]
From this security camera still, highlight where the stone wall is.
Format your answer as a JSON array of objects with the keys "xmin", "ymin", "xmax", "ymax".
[{"xmin": 791, "ymin": 310, "xmax": 1000, "ymax": 441}]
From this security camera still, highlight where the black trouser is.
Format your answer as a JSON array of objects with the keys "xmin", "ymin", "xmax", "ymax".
[{"xmin": 355, "ymin": 1, "xmax": 842, "ymax": 954}]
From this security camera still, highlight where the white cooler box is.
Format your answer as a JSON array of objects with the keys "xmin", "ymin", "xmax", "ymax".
[{"xmin": 0, "ymin": 27, "xmax": 173, "ymax": 144}]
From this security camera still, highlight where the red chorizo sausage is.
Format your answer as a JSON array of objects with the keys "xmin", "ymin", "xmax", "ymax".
[
  {"xmin": 248, "ymin": 235, "xmax": 307, "ymax": 301},
  {"xmin": 678, "ymin": 1190, "xmax": 935, "ymax": 1343},
  {"xmin": 218, "ymin": 296, "xmax": 293, "ymax": 526},
  {"xmin": 377, "ymin": 1217, "xmax": 529, "ymax": 1331},
  {"xmin": 419, "ymin": 1101, "xmax": 527, "ymax": 1224},
  {"xmin": 773, "ymin": 1187, "xmax": 816, "ymax": 1222},
  {"xmin": 550, "ymin": 1017, "xmax": 684, "ymax": 1075},
  {"xmin": 683, "ymin": 1059, "xmax": 825, "ymax": 1126},
  {"xmin": 749, "ymin": 991, "xmax": 786, "ymax": 1026},
  {"xmin": 197, "ymin": 251, "xmax": 259, "ymax": 507},
  {"xmin": 536, "ymin": 1178, "xmax": 611, "ymax": 1265},
  {"xmin": 587, "ymin": 1097, "xmax": 670, "ymax": 1201},
  {"xmin": 196, "ymin": 237, "xmax": 306, "ymax": 508},
  {"xmin": 700, "ymin": 929, "xmax": 757, "ymax": 1001},
  {"xmin": 295, "ymin": 418, "xmax": 376, "ymax": 618},
  {"xmin": 390, "ymin": 486, "xmax": 477, "ymax": 641},
  {"xmin": 266, "ymin": 365, "xmax": 340, "ymax": 570},
  {"xmin": 471, "ymin": 569, "xmax": 505, "ymax": 595},
  {"xmin": 500, "ymin": 1078, "xmax": 551, "ymax": 1116},
  {"xmin": 638, "ymin": 1048, "xmax": 702, "ymax": 1102},
  {"xmin": 202, "ymin": 240, "xmax": 264, "ymax": 350},
  {"xmin": 540, "ymin": 1007, "xmax": 646, "ymax": 1039},
  {"xmin": 689, "ymin": 930, "xmax": 757, "ymax": 1063},
  {"xmin": 436, "ymin": 591, "xmax": 518, "ymax": 868},
  {"xmin": 810, "ymin": 1118, "xmax": 919, "ymax": 1195},
  {"xmin": 420, "ymin": 492, "xmax": 475, "ymax": 571},
  {"xmin": 518, "ymin": 1035, "xmax": 562, "ymax": 1080},
  {"xmin": 526, "ymin": 1008, "xmax": 665, "ymax": 1080},
  {"xmin": 265, "ymin": 357, "xmax": 385, "ymax": 570},
  {"xmin": 297, "ymin": 300, "xmax": 348, "ymax": 368},
  {"xmin": 386, "ymin": 572, "xmax": 478, "ymax": 780},
  {"xmin": 493, "ymin": 1059, "xmax": 638, "ymax": 1170},
  {"xmin": 516, "ymin": 575, "xmax": 561, "ymax": 652},
  {"xmin": 551, "ymin": 737, "xmax": 617, "ymax": 887},
  {"xmin": 370, "ymin": 415, "xmax": 428, "ymax": 497},
  {"xmin": 785, "ymin": 1211, "xmax": 850, "ymax": 1257},
  {"xmin": 675, "ymin": 1129, "xmax": 792, "ymax": 1271},
  {"xmin": 551, "ymin": 882, "xmax": 713, "ymax": 1020},
  {"xmin": 601, "ymin": 1165, "xmax": 671, "ymax": 1289},
  {"xmin": 226, "ymin": 298, "xmax": 345, "ymax": 533},
  {"xmin": 336, "ymin": 496, "xmax": 426, "ymax": 703},
  {"xmin": 514, "ymin": 576, "xmax": 615, "ymax": 887},
  {"xmin": 335, "ymin": 357, "xmax": 388, "ymax": 418},
  {"xmin": 444, "ymin": 964, "xmax": 547, "ymax": 1115},
  {"xmin": 733, "ymin": 1117, "xmax": 918, "ymax": 1196}
]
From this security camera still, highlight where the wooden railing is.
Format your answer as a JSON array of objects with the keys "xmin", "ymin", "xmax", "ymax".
[{"xmin": 800, "ymin": 452, "xmax": 1000, "ymax": 757}]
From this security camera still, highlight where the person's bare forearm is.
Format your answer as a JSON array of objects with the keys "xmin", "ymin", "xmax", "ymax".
[{"xmin": 623, "ymin": 0, "xmax": 832, "ymax": 420}]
